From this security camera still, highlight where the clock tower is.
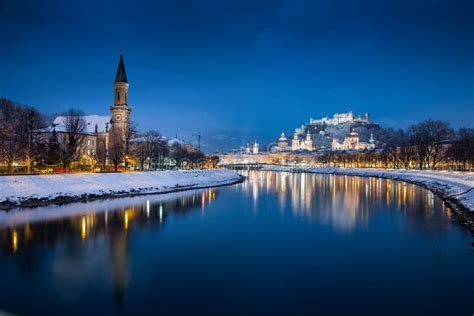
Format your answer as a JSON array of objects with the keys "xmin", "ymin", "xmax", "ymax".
[{"xmin": 109, "ymin": 53, "xmax": 132, "ymax": 152}]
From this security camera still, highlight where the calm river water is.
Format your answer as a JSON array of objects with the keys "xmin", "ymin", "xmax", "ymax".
[{"xmin": 0, "ymin": 170, "xmax": 473, "ymax": 315}]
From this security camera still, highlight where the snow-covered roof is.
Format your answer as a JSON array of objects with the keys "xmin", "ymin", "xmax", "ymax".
[
  {"xmin": 168, "ymin": 138, "xmax": 186, "ymax": 145},
  {"xmin": 45, "ymin": 115, "xmax": 112, "ymax": 134}
]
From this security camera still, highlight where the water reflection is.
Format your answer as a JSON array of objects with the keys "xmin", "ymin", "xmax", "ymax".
[
  {"xmin": 239, "ymin": 170, "xmax": 453, "ymax": 232},
  {"xmin": 0, "ymin": 172, "xmax": 470, "ymax": 316},
  {"xmin": 0, "ymin": 188, "xmax": 218, "ymax": 308}
]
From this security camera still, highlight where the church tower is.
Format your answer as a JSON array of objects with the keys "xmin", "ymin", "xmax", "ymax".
[
  {"xmin": 110, "ymin": 53, "xmax": 132, "ymax": 152},
  {"xmin": 305, "ymin": 131, "xmax": 313, "ymax": 151},
  {"xmin": 292, "ymin": 132, "xmax": 300, "ymax": 151}
]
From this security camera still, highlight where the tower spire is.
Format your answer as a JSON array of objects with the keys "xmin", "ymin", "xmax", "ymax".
[{"xmin": 115, "ymin": 53, "xmax": 128, "ymax": 83}]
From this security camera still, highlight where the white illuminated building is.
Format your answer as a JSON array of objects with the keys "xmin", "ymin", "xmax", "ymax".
[
  {"xmin": 291, "ymin": 131, "xmax": 313, "ymax": 151},
  {"xmin": 244, "ymin": 141, "xmax": 260, "ymax": 154},
  {"xmin": 252, "ymin": 141, "xmax": 259, "ymax": 154},
  {"xmin": 309, "ymin": 111, "xmax": 371, "ymax": 126},
  {"xmin": 332, "ymin": 131, "xmax": 375, "ymax": 151}
]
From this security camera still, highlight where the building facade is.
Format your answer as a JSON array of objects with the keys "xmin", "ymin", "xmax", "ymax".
[
  {"xmin": 244, "ymin": 141, "xmax": 260, "ymax": 154},
  {"xmin": 309, "ymin": 112, "xmax": 371, "ymax": 126},
  {"xmin": 277, "ymin": 132, "xmax": 289, "ymax": 150},
  {"xmin": 291, "ymin": 131, "xmax": 313, "ymax": 151},
  {"xmin": 331, "ymin": 131, "xmax": 375, "ymax": 151}
]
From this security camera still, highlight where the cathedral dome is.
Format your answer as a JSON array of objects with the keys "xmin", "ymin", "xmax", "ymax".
[{"xmin": 278, "ymin": 132, "xmax": 287, "ymax": 141}]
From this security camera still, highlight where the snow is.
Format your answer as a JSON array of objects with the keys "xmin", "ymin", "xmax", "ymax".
[
  {"xmin": 40, "ymin": 115, "xmax": 112, "ymax": 134},
  {"xmin": 0, "ymin": 169, "xmax": 242, "ymax": 207},
  {"xmin": 261, "ymin": 166, "xmax": 474, "ymax": 212}
]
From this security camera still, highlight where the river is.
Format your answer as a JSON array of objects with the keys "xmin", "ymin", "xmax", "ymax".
[{"xmin": 0, "ymin": 170, "xmax": 472, "ymax": 315}]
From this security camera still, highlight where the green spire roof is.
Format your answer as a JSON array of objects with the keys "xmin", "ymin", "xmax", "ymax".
[{"xmin": 115, "ymin": 53, "xmax": 128, "ymax": 83}]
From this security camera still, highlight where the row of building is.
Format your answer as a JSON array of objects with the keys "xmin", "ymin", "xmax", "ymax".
[
  {"xmin": 275, "ymin": 130, "xmax": 375, "ymax": 152},
  {"xmin": 239, "ymin": 112, "xmax": 377, "ymax": 155}
]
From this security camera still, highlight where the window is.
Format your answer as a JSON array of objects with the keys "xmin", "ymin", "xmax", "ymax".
[{"xmin": 117, "ymin": 91, "xmax": 120, "ymax": 101}]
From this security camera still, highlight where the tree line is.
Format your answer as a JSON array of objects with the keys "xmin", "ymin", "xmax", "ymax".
[
  {"xmin": 0, "ymin": 98, "xmax": 213, "ymax": 174},
  {"xmin": 318, "ymin": 119, "xmax": 474, "ymax": 170}
]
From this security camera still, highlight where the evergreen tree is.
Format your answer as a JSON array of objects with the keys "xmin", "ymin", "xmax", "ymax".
[{"xmin": 46, "ymin": 130, "xmax": 61, "ymax": 165}]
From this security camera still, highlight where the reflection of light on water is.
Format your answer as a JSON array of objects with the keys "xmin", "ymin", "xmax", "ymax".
[
  {"xmin": 81, "ymin": 216, "xmax": 87, "ymax": 239},
  {"xmin": 24, "ymin": 223, "xmax": 32, "ymax": 239},
  {"xmin": 146, "ymin": 200, "xmax": 150, "ymax": 218},
  {"xmin": 426, "ymin": 191, "xmax": 435, "ymax": 216},
  {"xmin": 159, "ymin": 205, "xmax": 163, "ymax": 223},
  {"xmin": 124, "ymin": 212, "xmax": 129, "ymax": 230},
  {"xmin": 241, "ymin": 171, "xmax": 438, "ymax": 232},
  {"xmin": 201, "ymin": 192, "xmax": 205, "ymax": 209},
  {"xmin": 12, "ymin": 230, "xmax": 18, "ymax": 253}
]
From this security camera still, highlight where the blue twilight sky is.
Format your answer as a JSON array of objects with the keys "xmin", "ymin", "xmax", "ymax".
[{"xmin": 1, "ymin": 0, "xmax": 473, "ymax": 151}]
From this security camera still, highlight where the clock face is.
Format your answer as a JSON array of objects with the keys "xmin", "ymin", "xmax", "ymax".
[{"xmin": 115, "ymin": 115, "xmax": 122, "ymax": 121}]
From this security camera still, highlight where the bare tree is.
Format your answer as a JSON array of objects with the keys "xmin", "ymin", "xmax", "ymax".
[
  {"xmin": 0, "ymin": 134, "xmax": 21, "ymax": 173},
  {"xmin": 0, "ymin": 99, "xmax": 46, "ymax": 173},
  {"xmin": 58, "ymin": 109, "xmax": 87, "ymax": 169},
  {"xmin": 130, "ymin": 131, "xmax": 169, "ymax": 170},
  {"xmin": 124, "ymin": 121, "xmax": 138, "ymax": 167},
  {"xmin": 18, "ymin": 106, "xmax": 47, "ymax": 173},
  {"xmin": 407, "ymin": 120, "xmax": 454, "ymax": 169},
  {"xmin": 96, "ymin": 141, "xmax": 108, "ymax": 171},
  {"xmin": 152, "ymin": 135, "xmax": 169, "ymax": 170},
  {"xmin": 398, "ymin": 140, "xmax": 416, "ymax": 169},
  {"xmin": 447, "ymin": 128, "xmax": 474, "ymax": 170},
  {"xmin": 108, "ymin": 144, "xmax": 124, "ymax": 172}
]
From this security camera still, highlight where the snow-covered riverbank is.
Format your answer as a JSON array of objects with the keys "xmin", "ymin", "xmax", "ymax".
[
  {"xmin": 0, "ymin": 169, "xmax": 243, "ymax": 209},
  {"xmin": 262, "ymin": 166, "xmax": 474, "ymax": 214}
]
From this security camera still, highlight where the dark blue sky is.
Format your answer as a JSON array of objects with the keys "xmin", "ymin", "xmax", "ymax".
[{"xmin": 1, "ymin": 0, "xmax": 473, "ymax": 151}]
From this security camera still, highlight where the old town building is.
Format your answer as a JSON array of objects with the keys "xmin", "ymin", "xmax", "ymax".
[{"xmin": 331, "ymin": 131, "xmax": 375, "ymax": 151}]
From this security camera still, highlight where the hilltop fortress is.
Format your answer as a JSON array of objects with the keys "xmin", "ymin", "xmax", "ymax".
[
  {"xmin": 308, "ymin": 112, "xmax": 371, "ymax": 126},
  {"xmin": 275, "ymin": 112, "xmax": 378, "ymax": 153}
]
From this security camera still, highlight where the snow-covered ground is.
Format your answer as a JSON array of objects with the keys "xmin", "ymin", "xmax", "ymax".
[
  {"xmin": 0, "ymin": 169, "xmax": 242, "ymax": 208},
  {"xmin": 261, "ymin": 166, "xmax": 474, "ymax": 212}
]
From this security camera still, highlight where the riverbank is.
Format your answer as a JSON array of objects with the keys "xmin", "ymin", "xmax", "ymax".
[
  {"xmin": 0, "ymin": 169, "xmax": 244, "ymax": 210},
  {"xmin": 261, "ymin": 166, "xmax": 474, "ymax": 230}
]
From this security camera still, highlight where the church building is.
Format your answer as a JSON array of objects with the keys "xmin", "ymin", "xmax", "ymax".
[
  {"xmin": 39, "ymin": 54, "xmax": 132, "ymax": 166},
  {"xmin": 331, "ymin": 131, "xmax": 375, "ymax": 151},
  {"xmin": 291, "ymin": 131, "xmax": 313, "ymax": 151}
]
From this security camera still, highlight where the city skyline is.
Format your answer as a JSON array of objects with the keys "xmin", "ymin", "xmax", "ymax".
[{"xmin": 1, "ymin": 0, "xmax": 473, "ymax": 151}]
